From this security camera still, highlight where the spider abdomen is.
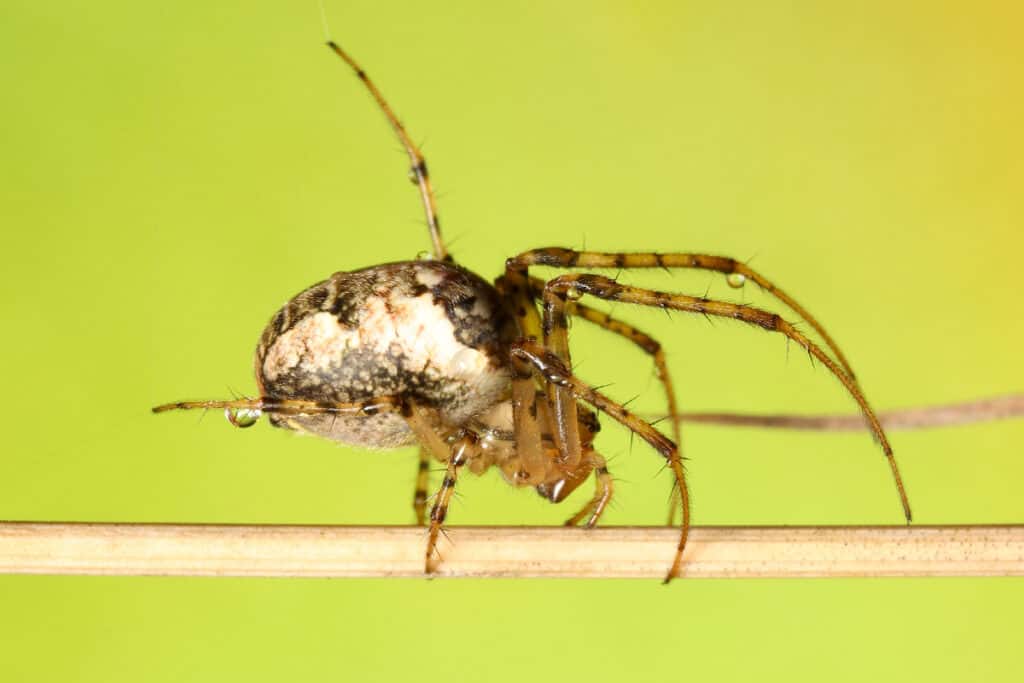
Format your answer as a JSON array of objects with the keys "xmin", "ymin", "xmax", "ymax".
[{"xmin": 255, "ymin": 261, "xmax": 513, "ymax": 448}]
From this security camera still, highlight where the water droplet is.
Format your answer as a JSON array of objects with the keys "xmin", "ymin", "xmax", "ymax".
[
  {"xmin": 565, "ymin": 286, "xmax": 582, "ymax": 301},
  {"xmin": 225, "ymin": 407, "xmax": 261, "ymax": 428},
  {"xmin": 726, "ymin": 273, "xmax": 747, "ymax": 289}
]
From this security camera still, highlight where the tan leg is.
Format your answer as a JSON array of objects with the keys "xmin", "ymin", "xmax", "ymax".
[
  {"xmin": 497, "ymin": 270, "xmax": 552, "ymax": 486},
  {"xmin": 529, "ymin": 280, "xmax": 684, "ymax": 525},
  {"xmin": 540, "ymin": 273, "xmax": 912, "ymax": 525},
  {"xmin": 511, "ymin": 341, "xmax": 690, "ymax": 583},
  {"xmin": 399, "ymin": 401, "xmax": 484, "ymax": 574},
  {"xmin": 550, "ymin": 288, "xmax": 683, "ymax": 448},
  {"xmin": 326, "ymin": 43, "xmax": 448, "ymax": 261},
  {"xmin": 564, "ymin": 453, "xmax": 615, "ymax": 528},
  {"xmin": 152, "ymin": 395, "xmax": 404, "ymax": 420},
  {"xmin": 509, "ymin": 248, "xmax": 860, "ymax": 381},
  {"xmin": 412, "ymin": 447, "xmax": 430, "ymax": 526},
  {"xmin": 424, "ymin": 433, "xmax": 479, "ymax": 574}
]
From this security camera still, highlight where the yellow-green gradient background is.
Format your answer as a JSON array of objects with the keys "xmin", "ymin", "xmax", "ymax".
[{"xmin": 2, "ymin": 1, "xmax": 1021, "ymax": 681}]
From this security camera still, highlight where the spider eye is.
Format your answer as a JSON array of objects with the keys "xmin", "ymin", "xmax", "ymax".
[{"xmin": 225, "ymin": 407, "xmax": 261, "ymax": 428}]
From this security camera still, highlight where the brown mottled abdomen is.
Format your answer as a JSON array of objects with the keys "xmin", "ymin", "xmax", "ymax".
[{"xmin": 255, "ymin": 261, "xmax": 513, "ymax": 448}]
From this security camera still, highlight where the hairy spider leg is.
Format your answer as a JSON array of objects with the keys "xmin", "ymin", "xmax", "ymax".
[
  {"xmin": 500, "ymin": 268, "xmax": 588, "ymax": 477},
  {"xmin": 511, "ymin": 341, "xmax": 690, "ymax": 583},
  {"xmin": 413, "ymin": 447, "xmax": 431, "ymax": 526},
  {"xmin": 424, "ymin": 432, "xmax": 479, "ymax": 574},
  {"xmin": 521, "ymin": 273, "xmax": 681, "ymax": 523},
  {"xmin": 152, "ymin": 395, "xmax": 405, "ymax": 418},
  {"xmin": 539, "ymin": 286, "xmax": 584, "ymax": 472},
  {"xmin": 401, "ymin": 402, "xmax": 482, "ymax": 571},
  {"xmin": 526, "ymin": 278, "xmax": 686, "ymax": 525},
  {"xmin": 556, "ymin": 294, "xmax": 684, "ymax": 449},
  {"xmin": 326, "ymin": 42, "xmax": 449, "ymax": 261},
  {"xmin": 507, "ymin": 354, "xmax": 557, "ymax": 486},
  {"xmin": 563, "ymin": 301, "xmax": 687, "ymax": 525},
  {"xmin": 543, "ymin": 273, "xmax": 913, "ymax": 525},
  {"xmin": 563, "ymin": 302, "xmax": 685, "ymax": 525},
  {"xmin": 497, "ymin": 270, "xmax": 554, "ymax": 487},
  {"xmin": 535, "ymin": 281, "xmax": 689, "ymax": 540},
  {"xmin": 562, "ymin": 452, "xmax": 615, "ymax": 528},
  {"xmin": 511, "ymin": 248, "xmax": 860, "ymax": 381},
  {"xmin": 499, "ymin": 272, "xmax": 685, "ymax": 520},
  {"xmin": 507, "ymin": 248, "xmax": 869, "ymax": 532}
]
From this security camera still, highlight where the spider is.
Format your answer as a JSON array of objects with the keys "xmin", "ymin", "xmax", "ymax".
[{"xmin": 154, "ymin": 40, "xmax": 912, "ymax": 582}]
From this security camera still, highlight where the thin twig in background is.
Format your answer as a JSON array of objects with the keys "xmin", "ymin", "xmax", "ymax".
[
  {"xmin": 0, "ymin": 523, "xmax": 1021, "ymax": 578},
  {"xmin": 663, "ymin": 394, "xmax": 1024, "ymax": 431}
]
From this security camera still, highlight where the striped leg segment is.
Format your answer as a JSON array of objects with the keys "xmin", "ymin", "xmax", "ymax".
[
  {"xmin": 412, "ymin": 447, "xmax": 431, "ymax": 526},
  {"xmin": 528, "ymin": 277, "xmax": 685, "ymax": 525},
  {"xmin": 424, "ymin": 432, "xmax": 479, "ymax": 574},
  {"xmin": 511, "ymin": 340, "xmax": 691, "ymax": 583},
  {"xmin": 326, "ymin": 42, "xmax": 449, "ymax": 261},
  {"xmin": 553, "ymin": 291, "xmax": 684, "ymax": 449},
  {"xmin": 495, "ymin": 273, "xmax": 552, "ymax": 486},
  {"xmin": 510, "ymin": 248, "xmax": 859, "ymax": 381},
  {"xmin": 563, "ymin": 453, "xmax": 615, "ymax": 528},
  {"xmin": 400, "ymin": 401, "xmax": 485, "ymax": 573},
  {"xmin": 542, "ymin": 273, "xmax": 913, "ymax": 524},
  {"xmin": 152, "ymin": 395, "xmax": 404, "ymax": 421},
  {"xmin": 538, "ymin": 282, "xmax": 584, "ymax": 472}
]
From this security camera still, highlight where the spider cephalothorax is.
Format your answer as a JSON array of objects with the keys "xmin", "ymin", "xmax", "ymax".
[{"xmin": 154, "ymin": 40, "xmax": 911, "ymax": 582}]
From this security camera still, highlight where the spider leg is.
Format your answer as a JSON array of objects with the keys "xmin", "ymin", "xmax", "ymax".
[
  {"xmin": 493, "ymin": 273, "xmax": 556, "ymax": 487},
  {"xmin": 152, "ymin": 395, "xmax": 404, "ymax": 418},
  {"xmin": 401, "ymin": 402, "xmax": 483, "ymax": 573},
  {"xmin": 529, "ymin": 277, "xmax": 684, "ymax": 525},
  {"xmin": 542, "ymin": 273, "xmax": 913, "ymax": 525},
  {"xmin": 511, "ymin": 340, "xmax": 690, "ymax": 582},
  {"xmin": 510, "ymin": 248, "xmax": 860, "ymax": 381},
  {"xmin": 537, "ymin": 278, "xmax": 584, "ymax": 472},
  {"xmin": 425, "ymin": 433, "xmax": 479, "ymax": 574},
  {"xmin": 326, "ymin": 43, "xmax": 449, "ymax": 261},
  {"xmin": 563, "ymin": 452, "xmax": 614, "ymax": 528},
  {"xmin": 412, "ymin": 447, "xmax": 431, "ymax": 526},
  {"xmin": 553, "ymin": 289, "xmax": 682, "ymax": 446},
  {"xmin": 507, "ymin": 355, "xmax": 557, "ymax": 486}
]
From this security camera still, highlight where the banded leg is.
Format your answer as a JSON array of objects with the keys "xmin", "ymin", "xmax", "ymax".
[
  {"xmin": 510, "ymin": 340, "xmax": 691, "ymax": 583},
  {"xmin": 539, "ymin": 281, "xmax": 582, "ymax": 471},
  {"xmin": 398, "ymin": 401, "xmax": 482, "ymax": 573},
  {"xmin": 528, "ymin": 277, "xmax": 686, "ymax": 479},
  {"xmin": 554, "ymin": 293, "xmax": 683, "ymax": 448},
  {"xmin": 152, "ymin": 395, "xmax": 404, "ymax": 420},
  {"xmin": 412, "ymin": 447, "xmax": 431, "ymax": 526},
  {"xmin": 509, "ymin": 354, "xmax": 556, "ymax": 485},
  {"xmin": 542, "ymin": 273, "xmax": 913, "ymax": 524},
  {"xmin": 326, "ymin": 43, "xmax": 449, "ymax": 261},
  {"xmin": 559, "ymin": 296, "xmax": 683, "ymax": 523},
  {"xmin": 534, "ymin": 281, "xmax": 684, "ymax": 525},
  {"xmin": 509, "ymin": 248, "xmax": 860, "ymax": 381},
  {"xmin": 564, "ymin": 453, "xmax": 615, "ymax": 528},
  {"xmin": 495, "ymin": 273, "xmax": 551, "ymax": 487},
  {"xmin": 424, "ymin": 432, "xmax": 479, "ymax": 574}
]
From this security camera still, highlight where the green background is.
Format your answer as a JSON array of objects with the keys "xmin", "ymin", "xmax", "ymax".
[{"xmin": 2, "ymin": 1, "xmax": 1021, "ymax": 681}]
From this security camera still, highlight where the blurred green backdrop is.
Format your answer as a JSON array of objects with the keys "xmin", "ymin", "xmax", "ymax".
[{"xmin": 2, "ymin": 1, "xmax": 1022, "ymax": 681}]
